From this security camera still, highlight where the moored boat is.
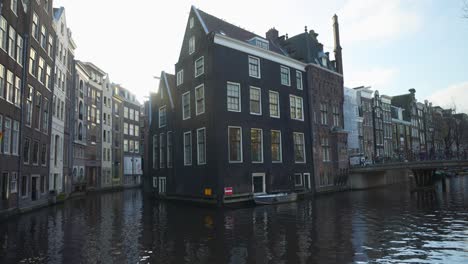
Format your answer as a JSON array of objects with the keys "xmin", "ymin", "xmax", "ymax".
[{"xmin": 254, "ymin": 193, "xmax": 298, "ymax": 205}]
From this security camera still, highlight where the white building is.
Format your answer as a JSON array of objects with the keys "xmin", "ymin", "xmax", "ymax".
[
  {"xmin": 344, "ymin": 87, "xmax": 361, "ymax": 156},
  {"xmin": 49, "ymin": 7, "xmax": 74, "ymax": 193}
]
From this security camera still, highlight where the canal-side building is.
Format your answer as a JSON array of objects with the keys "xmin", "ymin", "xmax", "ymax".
[
  {"xmin": 354, "ymin": 86, "xmax": 374, "ymax": 163},
  {"xmin": 0, "ymin": 0, "xmax": 28, "ymax": 215},
  {"xmin": 391, "ymin": 105, "xmax": 412, "ymax": 159},
  {"xmin": 372, "ymin": 91, "xmax": 384, "ymax": 160},
  {"xmin": 150, "ymin": 6, "xmax": 315, "ymax": 204},
  {"xmin": 111, "ymin": 84, "xmax": 124, "ymax": 187},
  {"xmin": 19, "ymin": 0, "xmax": 56, "ymax": 210},
  {"xmin": 114, "ymin": 84, "xmax": 142, "ymax": 188},
  {"xmin": 381, "ymin": 95, "xmax": 393, "ymax": 159},
  {"xmin": 343, "ymin": 87, "xmax": 361, "ymax": 163}
]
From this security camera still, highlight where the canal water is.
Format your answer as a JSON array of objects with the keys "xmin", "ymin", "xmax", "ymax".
[{"xmin": 1, "ymin": 177, "xmax": 468, "ymax": 264}]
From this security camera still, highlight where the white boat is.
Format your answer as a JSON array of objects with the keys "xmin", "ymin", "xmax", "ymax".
[{"xmin": 254, "ymin": 193, "xmax": 298, "ymax": 205}]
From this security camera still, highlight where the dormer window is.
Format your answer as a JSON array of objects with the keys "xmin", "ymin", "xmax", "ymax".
[{"xmin": 248, "ymin": 37, "xmax": 269, "ymax": 51}]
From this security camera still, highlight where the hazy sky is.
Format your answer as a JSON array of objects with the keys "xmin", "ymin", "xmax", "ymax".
[{"xmin": 54, "ymin": 0, "xmax": 468, "ymax": 111}]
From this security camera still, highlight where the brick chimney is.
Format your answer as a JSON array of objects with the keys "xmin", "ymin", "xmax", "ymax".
[{"xmin": 333, "ymin": 14, "xmax": 343, "ymax": 75}]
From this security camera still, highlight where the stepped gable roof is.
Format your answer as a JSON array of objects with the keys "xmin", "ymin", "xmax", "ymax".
[{"xmin": 194, "ymin": 6, "xmax": 287, "ymax": 55}]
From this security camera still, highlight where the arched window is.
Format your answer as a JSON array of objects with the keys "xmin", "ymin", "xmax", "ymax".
[
  {"xmin": 78, "ymin": 101, "xmax": 84, "ymax": 120},
  {"xmin": 78, "ymin": 123, "xmax": 83, "ymax": 141},
  {"xmin": 79, "ymin": 80, "xmax": 84, "ymax": 98}
]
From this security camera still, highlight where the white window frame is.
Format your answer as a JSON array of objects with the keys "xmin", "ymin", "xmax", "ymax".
[
  {"xmin": 269, "ymin": 91, "xmax": 280, "ymax": 118},
  {"xmin": 280, "ymin": 66, "xmax": 291, "ymax": 86},
  {"xmin": 197, "ymin": 128, "xmax": 206, "ymax": 165},
  {"xmin": 249, "ymin": 86, "xmax": 262, "ymax": 116},
  {"xmin": 271, "ymin": 130, "xmax": 282, "ymax": 163},
  {"xmin": 227, "ymin": 82, "xmax": 241, "ymax": 112},
  {"xmin": 194, "ymin": 56, "xmax": 204, "ymax": 77},
  {"xmin": 251, "ymin": 128, "xmax": 263, "ymax": 163},
  {"xmin": 182, "ymin": 91, "xmax": 191, "ymax": 120},
  {"xmin": 228, "ymin": 126, "xmax": 243, "ymax": 163},
  {"xmin": 293, "ymin": 132, "xmax": 306, "ymax": 164},
  {"xmin": 248, "ymin": 56, "xmax": 261, "ymax": 78},
  {"xmin": 183, "ymin": 131, "xmax": 192, "ymax": 166},
  {"xmin": 3, "ymin": 117, "xmax": 11, "ymax": 154},
  {"xmin": 296, "ymin": 71, "xmax": 303, "ymax": 90},
  {"xmin": 294, "ymin": 173, "xmax": 303, "ymax": 187},
  {"xmin": 159, "ymin": 106, "xmax": 167, "ymax": 128},
  {"xmin": 189, "ymin": 36, "xmax": 195, "ymax": 55},
  {"xmin": 176, "ymin": 69, "xmax": 183, "ymax": 86},
  {"xmin": 290, "ymin": 95, "xmax": 304, "ymax": 121},
  {"xmin": 195, "ymin": 84, "xmax": 205, "ymax": 116}
]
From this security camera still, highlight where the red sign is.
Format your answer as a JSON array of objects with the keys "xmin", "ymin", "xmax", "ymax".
[{"xmin": 224, "ymin": 187, "xmax": 233, "ymax": 196}]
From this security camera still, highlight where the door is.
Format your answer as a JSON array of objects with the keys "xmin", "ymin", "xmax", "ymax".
[
  {"xmin": 252, "ymin": 173, "xmax": 266, "ymax": 195},
  {"xmin": 31, "ymin": 177, "xmax": 38, "ymax": 201},
  {"xmin": 1, "ymin": 173, "xmax": 9, "ymax": 200},
  {"xmin": 304, "ymin": 173, "xmax": 311, "ymax": 190}
]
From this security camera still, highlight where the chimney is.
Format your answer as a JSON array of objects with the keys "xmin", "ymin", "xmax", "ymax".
[
  {"xmin": 409, "ymin": 88, "xmax": 416, "ymax": 94},
  {"xmin": 266, "ymin": 28, "xmax": 279, "ymax": 41},
  {"xmin": 333, "ymin": 14, "xmax": 343, "ymax": 75}
]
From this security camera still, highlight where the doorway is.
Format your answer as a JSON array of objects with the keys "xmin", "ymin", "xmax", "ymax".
[
  {"xmin": 252, "ymin": 173, "xmax": 266, "ymax": 195},
  {"xmin": 304, "ymin": 173, "xmax": 311, "ymax": 190}
]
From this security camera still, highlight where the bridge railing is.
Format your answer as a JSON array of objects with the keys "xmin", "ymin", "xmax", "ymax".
[{"xmin": 350, "ymin": 155, "xmax": 468, "ymax": 169}]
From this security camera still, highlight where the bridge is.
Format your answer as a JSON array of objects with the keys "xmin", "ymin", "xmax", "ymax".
[{"xmin": 348, "ymin": 160, "xmax": 468, "ymax": 190}]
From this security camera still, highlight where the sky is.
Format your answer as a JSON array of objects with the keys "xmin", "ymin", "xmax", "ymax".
[{"xmin": 54, "ymin": 0, "xmax": 468, "ymax": 111}]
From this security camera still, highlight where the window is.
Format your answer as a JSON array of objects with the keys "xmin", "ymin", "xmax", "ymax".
[
  {"xmin": 23, "ymin": 138, "xmax": 31, "ymax": 164},
  {"xmin": 135, "ymin": 141, "xmax": 139, "ymax": 154},
  {"xmin": 195, "ymin": 57, "xmax": 204, "ymax": 77},
  {"xmin": 251, "ymin": 129, "xmax": 263, "ymax": 163},
  {"xmin": 0, "ymin": 65, "xmax": 4, "ymax": 98},
  {"xmin": 123, "ymin": 139, "xmax": 128, "ymax": 152},
  {"xmin": 268, "ymin": 91, "xmax": 280, "ymax": 118},
  {"xmin": 296, "ymin": 71, "xmax": 303, "ymax": 90},
  {"xmin": 184, "ymin": 132, "xmax": 192, "ymax": 166},
  {"xmin": 135, "ymin": 111, "xmax": 139, "ymax": 122},
  {"xmin": 25, "ymin": 86, "xmax": 33, "ymax": 126},
  {"xmin": 12, "ymin": 121, "xmax": 19, "ymax": 155},
  {"xmin": 32, "ymin": 141, "xmax": 39, "ymax": 165},
  {"xmin": 333, "ymin": 106, "xmax": 340, "ymax": 127},
  {"xmin": 129, "ymin": 140, "xmax": 134, "ymax": 153},
  {"xmin": 40, "ymin": 25, "xmax": 47, "ymax": 49},
  {"xmin": 290, "ymin": 95, "xmax": 304, "ymax": 121},
  {"xmin": 228, "ymin": 127, "xmax": 242, "ymax": 162},
  {"xmin": 123, "ymin": 123, "xmax": 128, "ymax": 135},
  {"xmin": 195, "ymin": 84, "xmax": 205, "ymax": 115},
  {"xmin": 248, "ymin": 56, "xmax": 260, "ymax": 78},
  {"xmin": 42, "ymin": 98, "xmax": 49, "ymax": 134},
  {"xmin": 129, "ymin": 124, "xmax": 134, "ymax": 136},
  {"xmin": 320, "ymin": 103, "xmax": 328, "ymax": 125},
  {"xmin": 294, "ymin": 173, "xmax": 303, "ymax": 187},
  {"xmin": 135, "ymin": 126, "xmax": 139, "ymax": 137},
  {"xmin": 15, "ymin": 34, "xmax": 23, "ymax": 65},
  {"xmin": 182, "ymin": 91, "xmax": 191, "ymax": 120},
  {"xmin": 124, "ymin": 107, "xmax": 128, "ymax": 118},
  {"xmin": 47, "ymin": 35, "xmax": 53, "ymax": 57},
  {"xmin": 159, "ymin": 106, "xmax": 167, "ymax": 127},
  {"xmin": 3, "ymin": 118, "xmax": 11, "ymax": 154},
  {"xmin": 35, "ymin": 91, "xmax": 42, "ymax": 130},
  {"xmin": 293, "ymin": 132, "xmax": 306, "ymax": 163},
  {"xmin": 130, "ymin": 109, "xmax": 135, "ymax": 121},
  {"xmin": 41, "ymin": 144, "xmax": 47, "ymax": 166},
  {"xmin": 190, "ymin": 17, "xmax": 194, "ymax": 29},
  {"xmin": 160, "ymin": 133, "xmax": 166, "ymax": 168},
  {"xmin": 6, "ymin": 71, "xmax": 13, "ymax": 103},
  {"xmin": 167, "ymin": 132, "xmax": 173, "ymax": 168},
  {"xmin": 29, "ymin": 48, "xmax": 37, "ymax": 76},
  {"xmin": 197, "ymin": 128, "xmax": 206, "ymax": 165},
  {"xmin": 14, "ymin": 77, "xmax": 20, "ymax": 107},
  {"xmin": 8, "ymin": 26, "xmax": 16, "ymax": 58},
  {"xmin": 321, "ymin": 137, "xmax": 330, "ymax": 162},
  {"xmin": 45, "ymin": 65, "xmax": 52, "ymax": 89},
  {"xmin": 11, "ymin": 0, "xmax": 18, "ymax": 15},
  {"xmin": 249, "ymin": 87, "xmax": 262, "ymax": 115},
  {"xmin": 227, "ymin": 82, "xmax": 241, "ymax": 112},
  {"xmin": 271, "ymin": 130, "xmax": 282, "ymax": 163},
  {"xmin": 280, "ymin": 66, "xmax": 290, "ymax": 86},
  {"xmin": 0, "ymin": 17, "xmax": 6, "ymax": 51},
  {"xmin": 10, "ymin": 172, "xmax": 17, "ymax": 194},
  {"xmin": 152, "ymin": 135, "xmax": 158, "ymax": 169},
  {"xmin": 32, "ymin": 13, "xmax": 39, "ymax": 40},
  {"xmin": 189, "ymin": 36, "xmax": 195, "ymax": 54},
  {"xmin": 177, "ymin": 70, "xmax": 183, "ymax": 86}
]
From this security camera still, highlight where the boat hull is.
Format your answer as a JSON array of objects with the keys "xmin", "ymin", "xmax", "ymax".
[{"xmin": 254, "ymin": 193, "xmax": 298, "ymax": 205}]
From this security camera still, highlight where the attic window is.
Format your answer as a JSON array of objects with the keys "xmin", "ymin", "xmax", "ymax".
[
  {"xmin": 190, "ymin": 17, "xmax": 194, "ymax": 29},
  {"xmin": 248, "ymin": 37, "xmax": 269, "ymax": 51}
]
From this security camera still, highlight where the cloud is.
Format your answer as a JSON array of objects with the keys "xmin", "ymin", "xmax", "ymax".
[
  {"xmin": 345, "ymin": 67, "xmax": 399, "ymax": 92},
  {"xmin": 338, "ymin": 0, "xmax": 423, "ymax": 44},
  {"xmin": 428, "ymin": 82, "xmax": 468, "ymax": 113}
]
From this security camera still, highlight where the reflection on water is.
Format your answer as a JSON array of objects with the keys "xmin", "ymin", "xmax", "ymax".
[{"xmin": 1, "ymin": 176, "xmax": 468, "ymax": 263}]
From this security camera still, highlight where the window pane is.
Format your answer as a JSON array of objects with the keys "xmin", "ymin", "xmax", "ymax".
[{"xmin": 229, "ymin": 127, "xmax": 241, "ymax": 162}]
